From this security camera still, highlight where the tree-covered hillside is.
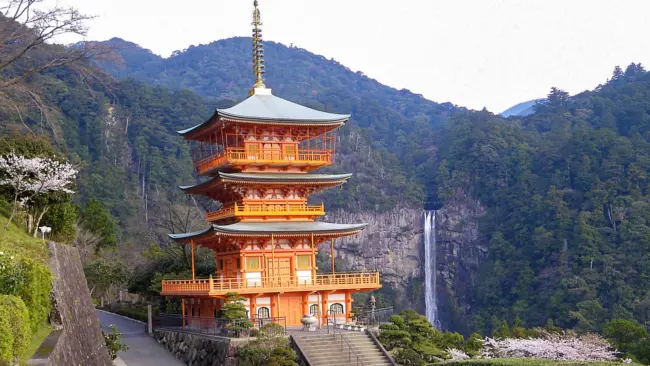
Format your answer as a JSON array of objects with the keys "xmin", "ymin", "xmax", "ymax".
[{"xmin": 435, "ymin": 64, "xmax": 650, "ymax": 335}]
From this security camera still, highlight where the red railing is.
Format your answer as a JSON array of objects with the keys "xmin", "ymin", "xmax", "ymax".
[{"xmin": 194, "ymin": 148, "xmax": 332, "ymax": 174}]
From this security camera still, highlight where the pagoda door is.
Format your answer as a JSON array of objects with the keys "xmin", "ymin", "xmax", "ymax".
[{"xmin": 267, "ymin": 258, "xmax": 291, "ymax": 287}]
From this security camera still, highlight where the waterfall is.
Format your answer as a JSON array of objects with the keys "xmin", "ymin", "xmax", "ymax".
[{"xmin": 424, "ymin": 210, "xmax": 439, "ymax": 328}]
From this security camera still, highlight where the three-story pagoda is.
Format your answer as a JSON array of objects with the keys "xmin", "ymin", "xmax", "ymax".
[{"xmin": 161, "ymin": 1, "xmax": 380, "ymax": 327}]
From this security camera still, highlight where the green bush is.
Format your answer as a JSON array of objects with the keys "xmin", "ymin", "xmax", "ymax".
[
  {"xmin": 0, "ymin": 295, "xmax": 31, "ymax": 364},
  {"xmin": 0, "ymin": 252, "xmax": 52, "ymax": 333},
  {"xmin": 0, "ymin": 303, "xmax": 13, "ymax": 363},
  {"xmin": 15, "ymin": 256, "xmax": 52, "ymax": 332},
  {"xmin": 102, "ymin": 324, "xmax": 128, "ymax": 360}
]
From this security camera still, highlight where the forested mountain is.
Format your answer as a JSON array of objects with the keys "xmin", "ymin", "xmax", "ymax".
[{"xmin": 435, "ymin": 64, "xmax": 650, "ymax": 334}]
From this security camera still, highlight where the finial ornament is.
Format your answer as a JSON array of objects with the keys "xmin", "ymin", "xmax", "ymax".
[{"xmin": 251, "ymin": 0, "xmax": 266, "ymax": 93}]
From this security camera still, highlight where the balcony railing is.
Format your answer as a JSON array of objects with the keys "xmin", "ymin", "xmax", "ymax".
[
  {"xmin": 195, "ymin": 148, "xmax": 332, "ymax": 174},
  {"xmin": 161, "ymin": 272, "xmax": 381, "ymax": 296},
  {"xmin": 206, "ymin": 202, "xmax": 325, "ymax": 222}
]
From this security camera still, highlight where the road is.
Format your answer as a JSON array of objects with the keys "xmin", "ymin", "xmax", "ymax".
[{"xmin": 96, "ymin": 310, "xmax": 183, "ymax": 366}]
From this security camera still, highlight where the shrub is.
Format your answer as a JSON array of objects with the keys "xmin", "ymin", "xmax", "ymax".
[
  {"xmin": 0, "ymin": 251, "xmax": 51, "ymax": 332},
  {"xmin": 237, "ymin": 336, "xmax": 297, "ymax": 366},
  {"xmin": 102, "ymin": 324, "xmax": 128, "ymax": 360},
  {"xmin": 0, "ymin": 303, "xmax": 13, "ymax": 363},
  {"xmin": 15, "ymin": 256, "xmax": 51, "ymax": 332},
  {"xmin": 0, "ymin": 295, "xmax": 30, "ymax": 364}
]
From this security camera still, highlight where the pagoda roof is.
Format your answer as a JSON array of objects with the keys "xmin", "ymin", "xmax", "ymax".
[
  {"xmin": 177, "ymin": 90, "xmax": 350, "ymax": 136},
  {"xmin": 169, "ymin": 221, "xmax": 367, "ymax": 242},
  {"xmin": 179, "ymin": 172, "xmax": 353, "ymax": 192}
]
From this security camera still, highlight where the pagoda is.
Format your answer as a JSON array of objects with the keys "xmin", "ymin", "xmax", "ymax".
[{"xmin": 160, "ymin": 1, "xmax": 381, "ymax": 327}]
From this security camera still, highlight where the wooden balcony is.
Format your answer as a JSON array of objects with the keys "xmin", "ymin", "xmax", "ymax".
[
  {"xmin": 161, "ymin": 272, "xmax": 381, "ymax": 297},
  {"xmin": 206, "ymin": 202, "xmax": 326, "ymax": 222},
  {"xmin": 195, "ymin": 148, "xmax": 332, "ymax": 175}
]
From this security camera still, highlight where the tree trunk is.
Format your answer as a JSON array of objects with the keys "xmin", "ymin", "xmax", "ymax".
[
  {"xmin": 4, "ymin": 191, "xmax": 20, "ymax": 230},
  {"xmin": 32, "ymin": 205, "xmax": 50, "ymax": 237}
]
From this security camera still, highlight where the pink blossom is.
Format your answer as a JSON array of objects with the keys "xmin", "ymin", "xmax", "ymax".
[{"xmin": 481, "ymin": 330, "xmax": 618, "ymax": 361}]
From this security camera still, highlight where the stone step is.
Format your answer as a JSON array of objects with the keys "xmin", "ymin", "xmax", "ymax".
[{"xmin": 292, "ymin": 332, "xmax": 393, "ymax": 366}]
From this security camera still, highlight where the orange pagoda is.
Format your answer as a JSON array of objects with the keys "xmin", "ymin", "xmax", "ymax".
[{"xmin": 160, "ymin": 0, "xmax": 381, "ymax": 327}]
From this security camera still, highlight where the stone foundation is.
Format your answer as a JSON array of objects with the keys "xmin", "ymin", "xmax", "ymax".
[{"xmin": 153, "ymin": 329, "xmax": 242, "ymax": 366}]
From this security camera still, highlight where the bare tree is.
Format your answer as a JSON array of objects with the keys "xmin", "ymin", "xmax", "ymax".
[
  {"xmin": 154, "ymin": 198, "xmax": 206, "ymax": 268},
  {"xmin": 0, "ymin": 0, "xmax": 115, "ymax": 137},
  {"xmin": 73, "ymin": 225, "xmax": 101, "ymax": 263}
]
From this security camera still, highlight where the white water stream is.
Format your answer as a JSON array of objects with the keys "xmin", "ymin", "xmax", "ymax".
[{"xmin": 424, "ymin": 210, "xmax": 439, "ymax": 328}]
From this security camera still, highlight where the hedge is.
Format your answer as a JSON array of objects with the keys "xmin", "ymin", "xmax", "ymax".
[
  {"xmin": 0, "ymin": 295, "xmax": 30, "ymax": 364},
  {"xmin": 15, "ymin": 256, "xmax": 51, "ymax": 332},
  {"xmin": 0, "ymin": 253, "xmax": 51, "ymax": 332}
]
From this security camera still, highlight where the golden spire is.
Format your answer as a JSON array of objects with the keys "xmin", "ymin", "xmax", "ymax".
[{"xmin": 251, "ymin": 0, "xmax": 267, "ymax": 93}]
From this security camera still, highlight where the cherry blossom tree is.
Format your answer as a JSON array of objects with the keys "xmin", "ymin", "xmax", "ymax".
[
  {"xmin": 481, "ymin": 330, "xmax": 618, "ymax": 361},
  {"xmin": 0, "ymin": 152, "xmax": 77, "ymax": 234}
]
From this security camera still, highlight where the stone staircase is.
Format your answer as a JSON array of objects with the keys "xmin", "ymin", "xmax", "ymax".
[{"xmin": 292, "ymin": 331, "xmax": 393, "ymax": 366}]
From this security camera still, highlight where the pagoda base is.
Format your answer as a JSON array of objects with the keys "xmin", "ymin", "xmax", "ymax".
[{"xmin": 175, "ymin": 290, "xmax": 366, "ymax": 327}]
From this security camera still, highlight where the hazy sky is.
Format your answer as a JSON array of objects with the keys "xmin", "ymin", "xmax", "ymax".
[{"xmin": 53, "ymin": 0, "xmax": 650, "ymax": 112}]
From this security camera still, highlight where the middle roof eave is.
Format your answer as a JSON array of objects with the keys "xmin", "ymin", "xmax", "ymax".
[
  {"xmin": 179, "ymin": 172, "xmax": 353, "ymax": 192},
  {"xmin": 168, "ymin": 221, "xmax": 368, "ymax": 243},
  {"xmin": 213, "ymin": 221, "xmax": 368, "ymax": 235}
]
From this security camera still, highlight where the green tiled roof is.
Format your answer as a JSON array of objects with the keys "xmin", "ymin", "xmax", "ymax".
[{"xmin": 178, "ymin": 92, "xmax": 350, "ymax": 136}]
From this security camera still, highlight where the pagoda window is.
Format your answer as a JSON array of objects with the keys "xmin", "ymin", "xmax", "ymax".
[
  {"xmin": 246, "ymin": 257, "xmax": 261, "ymax": 270},
  {"xmin": 309, "ymin": 304, "xmax": 319, "ymax": 316},
  {"xmin": 284, "ymin": 144, "xmax": 297, "ymax": 161},
  {"xmin": 236, "ymin": 258, "xmax": 241, "ymax": 269},
  {"xmin": 257, "ymin": 307, "xmax": 270, "ymax": 319},
  {"xmin": 246, "ymin": 143, "xmax": 260, "ymax": 159},
  {"xmin": 297, "ymin": 255, "xmax": 311, "ymax": 269},
  {"xmin": 330, "ymin": 303, "xmax": 344, "ymax": 315}
]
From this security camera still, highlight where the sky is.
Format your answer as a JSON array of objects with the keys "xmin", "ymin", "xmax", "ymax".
[{"xmin": 51, "ymin": 0, "xmax": 650, "ymax": 113}]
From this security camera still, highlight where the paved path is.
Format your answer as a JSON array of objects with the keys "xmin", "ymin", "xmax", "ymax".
[{"xmin": 96, "ymin": 310, "xmax": 183, "ymax": 366}]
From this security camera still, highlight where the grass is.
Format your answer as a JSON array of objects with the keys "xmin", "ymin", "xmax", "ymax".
[
  {"xmin": 0, "ymin": 214, "xmax": 48, "ymax": 264},
  {"xmin": 444, "ymin": 359, "xmax": 639, "ymax": 366},
  {"xmin": 20, "ymin": 323, "xmax": 51, "ymax": 364}
]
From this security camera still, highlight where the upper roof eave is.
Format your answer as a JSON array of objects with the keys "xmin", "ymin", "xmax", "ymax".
[{"xmin": 176, "ymin": 93, "xmax": 350, "ymax": 137}]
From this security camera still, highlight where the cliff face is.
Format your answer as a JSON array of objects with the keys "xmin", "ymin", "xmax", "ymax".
[
  {"xmin": 325, "ymin": 206, "xmax": 423, "ymax": 310},
  {"xmin": 325, "ymin": 194, "xmax": 487, "ymax": 333},
  {"xmin": 435, "ymin": 194, "xmax": 487, "ymax": 333}
]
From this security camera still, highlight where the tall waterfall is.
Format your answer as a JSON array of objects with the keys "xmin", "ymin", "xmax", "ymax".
[{"xmin": 424, "ymin": 210, "xmax": 438, "ymax": 328}]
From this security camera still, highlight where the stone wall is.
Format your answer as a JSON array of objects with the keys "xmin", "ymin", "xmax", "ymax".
[
  {"xmin": 154, "ymin": 329, "xmax": 241, "ymax": 366},
  {"xmin": 43, "ymin": 242, "xmax": 112, "ymax": 366}
]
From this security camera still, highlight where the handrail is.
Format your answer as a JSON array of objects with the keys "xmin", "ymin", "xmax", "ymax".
[
  {"xmin": 365, "ymin": 329, "xmax": 398, "ymax": 366},
  {"xmin": 194, "ymin": 147, "xmax": 333, "ymax": 173},
  {"xmin": 290, "ymin": 335, "xmax": 315, "ymax": 366},
  {"xmin": 331, "ymin": 325, "xmax": 365, "ymax": 366},
  {"xmin": 206, "ymin": 202, "xmax": 325, "ymax": 221},
  {"xmin": 161, "ymin": 272, "xmax": 381, "ymax": 295}
]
